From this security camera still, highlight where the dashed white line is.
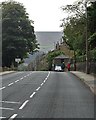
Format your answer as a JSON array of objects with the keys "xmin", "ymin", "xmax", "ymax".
[
  {"xmin": 24, "ymin": 76, "xmax": 27, "ymax": 78},
  {"xmin": 30, "ymin": 92, "xmax": 36, "ymax": 98},
  {"xmin": 0, "ymin": 107, "xmax": 14, "ymax": 110},
  {"xmin": 15, "ymin": 80, "xmax": 19, "ymax": 83},
  {"xmin": 0, "ymin": 86, "xmax": 6, "ymax": 90},
  {"xmin": 36, "ymin": 87, "xmax": 41, "ymax": 91},
  {"xmin": 20, "ymin": 77, "xmax": 23, "ymax": 80},
  {"xmin": 8, "ymin": 82, "xmax": 14, "ymax": 86},
  {"xmin": 9, "ymin": 114, "xmax": 18, "ymax": 120},
  {"xmin": 43, "ymin": 80, "xmax": 46, "ymax": 83},
  {"xmin": 41, "ymin": 83, "xmax": 44, "ymax": 86},
  {"xmin": 19, "ymin": 100, "xmax": 29, "ymax": 110}
]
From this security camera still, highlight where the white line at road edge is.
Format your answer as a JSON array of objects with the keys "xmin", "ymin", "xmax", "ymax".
[
  {"xmin": 9, "ymin": 114, "xmax": 18, "ymax": 120},
  {"xmin": 30, "ymin": 92, "xmax": 36, "ymax": 98},
  {"xmin": 19, "ymin": 100, "xmax": 29, "ymax": 110}
]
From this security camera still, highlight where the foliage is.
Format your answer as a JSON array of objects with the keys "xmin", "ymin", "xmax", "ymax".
[
  {"xmin": 2, "ymin": 1, "xmax": 39, "ymax": 67},
  {"xmin": 61, "ymin": 0, "xmax": 96, "ymax": 60},
  {"xmin": 46, "ymin": 50, "xmax": 64, "ymax": 70}
]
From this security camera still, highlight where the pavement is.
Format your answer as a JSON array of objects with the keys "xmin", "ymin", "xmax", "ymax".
[
  {"xmin": 0, "ymin": 71, "xmax": 15, "ymax": 75},
  {"xmin": 71, "ymin": 71, "xmax": 96, "ymax": 95}
]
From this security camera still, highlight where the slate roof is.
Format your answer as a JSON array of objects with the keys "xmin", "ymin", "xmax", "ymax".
[{"xmin": 54, "ymin": 54, "xmax": 70, "ymax": 59}]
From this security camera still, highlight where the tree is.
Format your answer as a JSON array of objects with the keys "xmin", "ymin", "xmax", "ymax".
[
  {"xmin": 2, "ymin": 1, "xmax": 39, "ymax": 67},
  {"xmin": 46, "ymin": 50, "xmax": 64, "ymax": 70},
  {"xmin": 61, "ymin": 0, "xmax": 96, "ymax": 61}
]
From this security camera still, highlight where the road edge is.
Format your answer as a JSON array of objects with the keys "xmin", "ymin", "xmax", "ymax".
[{"xmin": 70, "ymin": 72, "xmax": 95, "ymax": 95}]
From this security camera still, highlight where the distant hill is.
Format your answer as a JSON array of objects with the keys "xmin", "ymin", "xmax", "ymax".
[{"xmin": 36, "ymin": 31, "xmax": 62, "ymax": 53}]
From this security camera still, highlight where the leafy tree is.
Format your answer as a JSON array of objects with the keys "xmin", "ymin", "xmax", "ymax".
[
  {"xmin": 2, "ymin": 1, "xmax": 39, "ymax": 67},
  {"xmin": 61, "ymin": 0, "xmax": 96, "ymax": 61},
  {"xmin": 46, "ymin": 50, "xmax": 64, "ymax": 70}
]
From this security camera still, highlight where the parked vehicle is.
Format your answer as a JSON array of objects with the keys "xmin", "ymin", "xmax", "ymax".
[{"xmin": 54, "ymin": 65, "xmax": 62, "ymax": 72}]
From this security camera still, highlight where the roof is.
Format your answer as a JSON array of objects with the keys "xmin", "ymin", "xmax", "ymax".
[{"xmin": 54, "ymin": 54, "xmax": 70, "ymax": 59}]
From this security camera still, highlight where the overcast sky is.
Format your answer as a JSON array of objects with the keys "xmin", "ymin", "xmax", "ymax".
[{"xmin": 1, "ymin": 0, "xmax": 78, "ymax": 31}]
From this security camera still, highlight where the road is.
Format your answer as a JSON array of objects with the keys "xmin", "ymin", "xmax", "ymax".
[{"xmin": 0, "ymin": 71, "xmax": 94, "ymax": 119}]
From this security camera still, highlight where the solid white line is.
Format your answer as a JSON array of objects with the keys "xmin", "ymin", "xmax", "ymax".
[
  {"xmin": 0, "ymin": 87, "xmax": 6, "ymax": 90},
  {"xmin": 19, "ymin": 100, "xmax": 29, "ymax": 110},
  {"xmin": 9, "ymin": 114, "xmax": 18, "ymax": 120},
  {"xmin": 0, "ymin": 101, "xmax": 20, "ymax": 104},
  {"xmin": 8, "ymin": 83, "xmax": 14, "ymax": 86},
  {"xmin": 36, "ymin": 87, "xmax": 41, "ymax": 91},
  {"xmin": 0, "ymin": 107, "xmax": 14, "ymax": 110},
  {"xmin": 15, "ymin": 80, "xmax": 19, "ymax": 83},
  {"xmin": 30, "ymin": 92, "xmax": 36, "ymax": 98}
]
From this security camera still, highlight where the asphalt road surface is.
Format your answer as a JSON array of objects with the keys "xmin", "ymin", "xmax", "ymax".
[{"xmin": 0, "ymin": 71, "xmax": 94, "ymax": 119}]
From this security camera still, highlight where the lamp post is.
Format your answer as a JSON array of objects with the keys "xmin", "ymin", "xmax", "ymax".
[{"xmin": 85, "ymin": 1, "xmax": 89, "ymax": 74}]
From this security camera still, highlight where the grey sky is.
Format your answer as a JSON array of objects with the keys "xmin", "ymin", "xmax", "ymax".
[{"xmin": 1, "ymin": 0, "xmax": 78, "ymax": 31}]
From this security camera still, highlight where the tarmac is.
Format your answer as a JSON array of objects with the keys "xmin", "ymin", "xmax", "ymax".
[
  {"xmin": 71, "ymin": 71, "xmax": 96, "ymax": 95},
  {"xmin": 0, "ymin": 70, "xmax": 96, "ymax": 95}
]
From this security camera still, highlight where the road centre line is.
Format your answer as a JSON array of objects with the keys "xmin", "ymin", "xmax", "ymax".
[
  {"xmin": 15, "ymin": 80, "xmax": 19, "ymax": 83},
  {"xmin": 9, "ymin": 114, "xmax": 18, "ymax": 120},
  {"xmin": 36, "ymin": 87, "xmax": 41, "ymax": 91},
  {"xmin": 20, "ymin": 77, "xmax": 23, "ymax": 80},
  {"xmin": 0, "ymin": 107, "xmax": 14, "ymax": 110},
  {"xmin": 30, "ymin": 92, "xmax": 36, "ymax": 98},
  {"xmin": 8, "ymin": 82, "xmax": 14, "ymax": 86},
  {"xmin": 43, "ymin": 80, "xmax": 46, "ymax": 83},
  {"xmin": 0, "ymin": 86, "xmax": 6, "ymax": 90},
  {"xmin": 19, "ymin": 100, "xmax": 29, "ymax": 110},
  {"xmin": 23, "ymin": 76, "xmax": 26, "ymax": 78},
  {"xmin": 0, "ymin": 101, "xmax": 20, "ymax": 104},
  {"xmin": 41, "ymin": 83, "xmax": 44, "ymax": 86}
]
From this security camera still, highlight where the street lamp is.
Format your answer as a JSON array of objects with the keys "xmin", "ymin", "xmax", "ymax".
[{"xmin": 85, "ymin": 0, "xmax": 96, "ymax": 74}]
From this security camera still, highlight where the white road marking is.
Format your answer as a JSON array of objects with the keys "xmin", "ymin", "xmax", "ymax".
[
  {"xmin": 24, "ymin": 76, "xmax": 27, "ymax": 78},
  {"xmin": 43, "ymin": 80, "xmax": 46, "ymax": 83},
  {"xmin": 20, "ymin": 77, "xmax": 23, "ymax": 80},
  {"xmin": 0, "ymin": 107, "xmax": 14, "ymax": 110},
  {"xmin": 19, "ymin": 100, "xmax": 29, "ymax": 110},
  {"xmin": 0, "ymin": 87, "xmax": 6, "ymax": 90},
  {"xmin": 0, "ymin": 101, "xmax": 20, "ymax": 104},
  {"xmin": 30, "ymin": 92, "xmax": 36, "ymax": 98},
  {"xmin": 27, "ymin": 74, "xmax": 30, "ymax": 77},
  {"xmin": 15, "ymin": 80, "xmax": 19, "ymax": 83},
  {"xmin": 0, "ymin": 117, "xmax": 6, "ymax": 119},
  {"xmin": 8, "ymin": 82, "xmax": 14, "ymax": 86},
  {"xmin": 9, "ymin": 114, "xmax": 18, "ymax": 120},
  {"xmin": 36, "ymin": 87, "xmax": 41, "ymax": 91},
  {"xmin": 41, "ymin": 83, "xmax": 44, "ymax": 86}
]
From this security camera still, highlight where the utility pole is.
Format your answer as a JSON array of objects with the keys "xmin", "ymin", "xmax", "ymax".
[{"xmin": 85, "ymin": 1, "xmax": 89, "ymax": 74}]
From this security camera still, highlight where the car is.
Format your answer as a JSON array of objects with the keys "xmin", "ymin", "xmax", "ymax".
[{"xmin": 54, "ymin": 65, "xmax": 62, "ymax": 72}]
